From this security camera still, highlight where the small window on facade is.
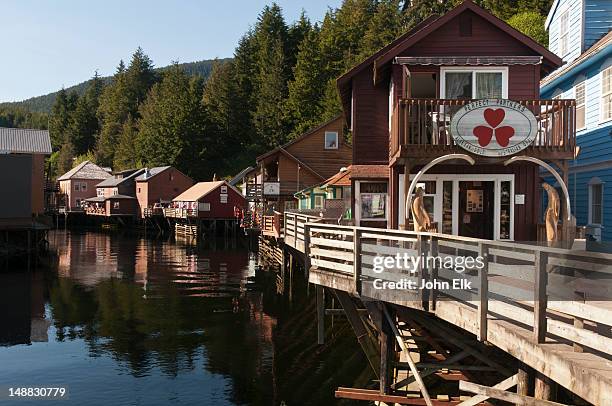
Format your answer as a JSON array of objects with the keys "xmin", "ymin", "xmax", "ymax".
[
  {"xmin": 113, "ymin": 201, "xmax": 120, "ymax": 209},
  {"xmin": 590, "ymin": 183, "xmax": 603, "ymax": 225},
  {"xmin": 81, "ymin": 183, "xmax": 87, "ymax": 191},
  {"xmin": 74, "ymin": 183, "xmax": 80, "ymax": 191},
  {"xmin": 559, "ymin": 11, "xmax": 569, "ymax": 56},
  {"xmin": 576, "ymin": 82, "xmax": 586, "ymax": 129},
  {"xmin": 602, "ymin": 67, "xmax": 612, "ymax": 122},
  {"xmin": 324, "ymin": 131, "xmax": 338, "ymax": 149},
  {"xmin": 314, "ymin": 195, "xmax": 324, "ymax": 209},
  {"xmin": 199, "ymin": 202, "xmax": 211, "ymax": 211},
  {"xmin": 137, "ymin": 187, "xmax": 141, "ymax": 193},
  {"xmin": 97, "ymin": 189, "xmax": 104, "ymax": 197},
  {"xmin": 113, "ymin": 188, "xmax": 118, "ymax": 196}
]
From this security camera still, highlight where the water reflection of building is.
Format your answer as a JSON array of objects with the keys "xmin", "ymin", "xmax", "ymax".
[
  {"xmin": 55, "ymin": 231, "xmax": 139, "ymax": 286},
  {"xmin": 0, "ymin": 271, "xmax": 49, "ymax": 345}
]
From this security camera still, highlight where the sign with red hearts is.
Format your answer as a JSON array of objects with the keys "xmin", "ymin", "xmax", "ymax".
[{"xmin": 449, "ymin": 99, "xmax": 538, "ymax": 157}]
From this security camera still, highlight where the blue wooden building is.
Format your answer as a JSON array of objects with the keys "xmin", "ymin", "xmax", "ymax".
[{"xmin": 541, "ymin": 0, "xmax": 612, "ymax": 241}]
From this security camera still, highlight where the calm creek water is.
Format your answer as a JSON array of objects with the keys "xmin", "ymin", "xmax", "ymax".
[{"xmin": 0, "ymin": 230, "xmax": 370, "ymax": 406}]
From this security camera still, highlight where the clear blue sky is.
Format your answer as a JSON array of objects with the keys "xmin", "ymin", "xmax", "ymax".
[{"xmin": 0, "ymin": 0, "xmax": 341, "ymax": 103}]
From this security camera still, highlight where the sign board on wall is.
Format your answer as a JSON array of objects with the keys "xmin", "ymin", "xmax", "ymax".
[
  {"xmin": 220, "ymin": 194, "xmax": 228, "ymax": 203},
  {"xmin": 515, "ymin": 194, "xmax": 525, "ymax": 205},
  {"xmin": 450, "ymin": 99, "xmax": 538, "ymax": 157},
  {"xmin": 263, "ymin": 182, "xmax": 280, "ymax": 196}
]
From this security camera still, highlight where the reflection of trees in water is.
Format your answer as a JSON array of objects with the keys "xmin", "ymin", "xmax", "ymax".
[
  {"xmin": 48, "ymin": 277, "xmax": 219, "ymax": 378},
  {"xmin": 44, "ymin": 231, "xmax": 371, "ymax": 404}
]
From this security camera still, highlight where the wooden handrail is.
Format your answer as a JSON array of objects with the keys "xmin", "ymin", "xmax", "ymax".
[
  {"xmin": 391, "ymin": 98, "xmax": 576, "ymax": 154},
  {"xmin": 304, "ymin": 223, "xmax": 612, "ymax": 356}
]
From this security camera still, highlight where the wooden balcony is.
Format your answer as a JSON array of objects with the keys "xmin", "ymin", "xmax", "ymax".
[
  {"xmin": 245, "ymin": 184, "xmax": 262, "ymax": 201},
  {"xmin": 390, "ymin": 98, "xmax": 576, "ymax": 161},
  {"xmin": 262, "ymin": 212, "xmax": 282, "ymax": 238},
  {"xmin": 163, "ymin": 208, "xmax": 197, "ymax": 219}
]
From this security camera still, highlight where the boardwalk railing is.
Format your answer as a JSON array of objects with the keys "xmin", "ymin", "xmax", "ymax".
[
  {"xmin": 304, "ymin": 223, "xmax": 612, "ymax": 357},
  {"xmin": 262, "ymin": 212, "xmax": 282, "ymax": 238},
  {"xmin": 163, "ymin": 208, "xmax": 198, "ymax": 219},
  {"xmin": 283, "ymin": 211, "xmax": 339, "ymax": 252},
  {"xmin": 390, "ymin": 98, "xmax": 576, "ymax": 159}
]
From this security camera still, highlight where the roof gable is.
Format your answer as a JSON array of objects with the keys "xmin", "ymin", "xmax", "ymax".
[
  {"xmin": 58, "ymin": 161, "xmax": 111, "ymax": 181},
  {"xmin": 337, "ymin": 0, "xmax": 562, "ymax": 121},
  {"xmin": 173, "ymin": 181, "xmax": 242, "ymax": 202},
  {"xmin": 256, "ymin": 115, "xmax": 346, "ymax": 162}
]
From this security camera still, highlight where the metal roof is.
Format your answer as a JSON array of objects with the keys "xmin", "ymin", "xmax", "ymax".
[
  {"xmin": 97, "ymin": 168, "xmax": 145, "ymax": 187},
  {"xmin": 229, "ymin": 166, "xmax": 255, "ymax": 186},
  {"xmin": 0, "ymin": 127, "xmax": 51, "ymax": 154},
  {"xmin": 135, "ymin": 166, "xmax": 171, "ymax": 181},
  {"xmin": 58, "ymin": 161, "xmax": 112, "ymax": 181}
]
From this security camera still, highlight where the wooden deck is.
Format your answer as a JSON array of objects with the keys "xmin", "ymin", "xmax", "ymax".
[
  {"xmin": 390, "ymin": 98, "xmax": 577, "ymax": 161},
  {"xmin": 293, "ymin": 221, "xmax": 612, "ymax": 405}
]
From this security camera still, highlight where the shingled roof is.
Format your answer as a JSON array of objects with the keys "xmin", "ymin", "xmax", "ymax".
[
  {"xmin": 0, "ymin": 127, "xmax": 51, "ymax": 154},
  {"xmin": 58, "ymin": 161, "xmax": 111, "ymax": 181}
]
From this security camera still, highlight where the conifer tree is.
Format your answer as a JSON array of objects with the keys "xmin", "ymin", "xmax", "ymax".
[
  {"xmin": 68, "ymin": 72, "xmax": 104, "ymax": 155},
  {"xmin": 135, "ymin": 64, "xmax": 206, "ymax": 177},
  {"xmin": 113, "ymin": 115, "xmax": 139, "ymax": 170},
  {"xmin": 49, "ymin": 88, "xmax": 77, "ymax": 150}
]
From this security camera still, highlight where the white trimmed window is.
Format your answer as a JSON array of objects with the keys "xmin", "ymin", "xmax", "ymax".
[
  {"xmin": 575, "ymin": 82, "xmax": 586, "ymax": 130},
  {"xmin": 559, "ymin": 11, "xmax": 569, "ymax": 57},
  {"xmin": 97, "ymin": 189, "xmax": 104, "ymax": 197},
  {"xmin": 198, "ymin": 202, "xmax": 211, "ymax": 212},
  {"xmin": 74, "ymin": 183, "xmax": 80, "ymax": 191},
  {"xmin": 589, "ymin": 181, "xmax": 603, "ymax": 225},
  {"xmin": 601, "ymin": 67, "xmax": 612, "ymax": 122},
  {"xmin": 441, "ymin": 67, "xmax": 508, "ymax": 99},
  {"xmin": 314, "ymin": 195, "xmax": 324, "ymax": 209},
  {"xmin": 324, "ymin": 131, "xmax": 338, "ymax": 149}
]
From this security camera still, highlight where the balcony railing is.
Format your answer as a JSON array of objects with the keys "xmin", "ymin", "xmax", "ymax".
[{"xmin": 390, "ymin": 98, "xmax": 576, "ymax": 160}]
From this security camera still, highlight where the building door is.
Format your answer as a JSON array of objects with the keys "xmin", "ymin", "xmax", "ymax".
[{"xmin": 458, "ymin": 181, "xmax": 494, "ymax": 239}]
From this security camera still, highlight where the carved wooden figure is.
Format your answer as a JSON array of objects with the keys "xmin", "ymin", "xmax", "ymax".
[
  {"xmin": 542, "ymin": 183, "xmax": 559, "ymax": 243},
  {"xmin": 412, "ymin": 187, "xmax": 431, "ymax": 232}
]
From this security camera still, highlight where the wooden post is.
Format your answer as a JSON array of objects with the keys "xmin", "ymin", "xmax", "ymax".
[
  {"xmin": 288, "ymin": 253, "xmax": 294, "ymax": 303},
  {"xmin": 401, "ymin": 160, "xmax": 411, "ymax": 230},
  {"xmin": 379, "ymin": 303, "xmax": 394, "ymax": 395},
  {"xmin": 353, "ymin": 228, "xmax": 362, "ymax": 295},
  {"xmin": 478, "ymin": 242, "xmax": 489, "ymax": 342},
  {"xmin": 429, "ymin": 236, "xmax": 438, "ymax": 312},
  {"xmin": 304, "ymin": 223, "xmax": 311, "ymax": 281},
  {"xmin": 535, "ymin": 372, "xmax": 555, "ymax": 401},
  {"xmin": 517, "ymin": 365, "xmax": 529, "ymax": 397},
  {"xmin": 417, "ymin": 235, "xmax": 427, "ymax": 308},
  {"xmin": 534, "ymin": 250, "xmax": 549, "ymax": 343},
  {"xmin": 316, "ymin": 285, "xmax": 325, "ymax": 345}
]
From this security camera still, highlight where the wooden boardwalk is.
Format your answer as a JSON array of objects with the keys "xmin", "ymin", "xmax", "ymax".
[{"xmin": 273, "ymin": 212, "xmax": 612, "ymax": 405}]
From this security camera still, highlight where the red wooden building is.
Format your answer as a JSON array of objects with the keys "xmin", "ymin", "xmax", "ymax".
[
  {"xmin": 338, "ymin": 0, "xmax": 574, "ymax": 241},
  {"xmin": 135, "ymin": 166, "xmax": 193, "ymax": 218},
  {"xmin": 168, "ymin": 181, "xmax": 246, "ymax": 220}
]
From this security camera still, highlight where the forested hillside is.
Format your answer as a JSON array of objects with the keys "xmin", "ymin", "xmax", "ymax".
[
  {"xmin": 0, "ymin": 59, "xmax": 227, "ymax": 114},
  {"xmin": 14, "ymin": 0, "xmax": 552, "ymax": 181}
]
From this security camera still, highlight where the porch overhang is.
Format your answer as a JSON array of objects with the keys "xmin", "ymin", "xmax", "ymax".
[{"xmin": 394, "ymin": 55, "xmax": 543, "ymax": 66}]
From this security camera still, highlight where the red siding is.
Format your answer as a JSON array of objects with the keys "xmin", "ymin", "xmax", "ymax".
[
  {"xmin": 352, "ymin": 68, "xmax": 390, "ymax": 165},
  {"xmin": 198, "ymin": 185, "xmax": 246, "ymax": 219},
  {"xmin": 136, "ymin": 168, "xmax": 193, "ymax": 217},
  {"xmin": 401, "ymin": 11, "xmax": 539, "ymax": 58}
]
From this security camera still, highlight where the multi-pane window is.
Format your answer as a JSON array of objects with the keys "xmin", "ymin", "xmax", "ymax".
[
  {"xmin": 575, "ymin": 82, "xmax": 586, "ymax": 129},
  {"xmin": 443, "ymin": 69, "xmax": 506, "ymax": 99},
  {"xmin": 602, "ymin": 67, "xmax": 612, "ymax": 122},
  {"xmin": 590, "ymin": 183, "xmax": 603, "ymax": 225},
  {"xmin": 559, "ymin": 11, "xmax": 569, "ymax": 56}
]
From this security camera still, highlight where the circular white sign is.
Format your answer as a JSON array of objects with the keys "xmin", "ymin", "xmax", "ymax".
[{"xmin": 450, "ymin": 99, "xmax": 538, "ymax": 157}]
